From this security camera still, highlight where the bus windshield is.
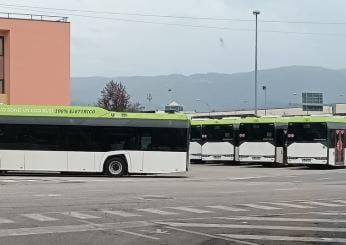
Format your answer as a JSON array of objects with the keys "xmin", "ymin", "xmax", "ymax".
[
  {"xmin": 203, "ymin": 124, "xmax": 233, "ymax": 141},
  {"xmin": 190, "ymin": 125, "xmax": 202, "ymax": 141},
  {"xmin": 287, "ymin": 122, "xmax": 327, "ymax": 142},
  {"xmin": 239, "ymin": 123, "xmax": 275, "ymax": 142}
]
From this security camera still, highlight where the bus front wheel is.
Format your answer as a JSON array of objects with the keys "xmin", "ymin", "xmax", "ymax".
[{"xmin": 104, "ymin": 157, "xmax": 127, "ymax": 177}]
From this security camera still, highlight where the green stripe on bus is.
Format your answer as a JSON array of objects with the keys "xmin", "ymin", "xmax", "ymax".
[
  {"xmin": 0, "ymin": 105, "xmax": 188, "ymax": 120},
  {"xmin": 191, "ymin": 118, "xmax": 240, "ymax": 126}
]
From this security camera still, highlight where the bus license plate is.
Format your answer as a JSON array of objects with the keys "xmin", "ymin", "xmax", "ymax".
[
  {"xmin": 213, "ymin": 155, "xmax": 221, "ymax": 159},
  {"xmin": 302, "ymin": 158, "xmax": 311, "ymax": 163},
  {"xmin": 252, "ymin": 156, "xmax": 260, "ymax": 160}
]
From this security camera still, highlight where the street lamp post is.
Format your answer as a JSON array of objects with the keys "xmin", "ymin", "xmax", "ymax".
[
  {"xmin": 253, "ymin": 10, "xmax": 260, "ymax": 116},
  {"xmin": 146, "ymin": 93, "xmax": 152, "ymax": 110},
  {"xmin": 196, "ymin": 99, "xmax": 211, "ymax": 118},
  {"xmin": 262, "ymin": 85, "xmax": 267, "ymax": 116}
]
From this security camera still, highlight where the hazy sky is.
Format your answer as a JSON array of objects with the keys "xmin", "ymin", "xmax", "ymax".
[{"xmin": 3, "ymin": 0, "xmax": 346, "ymax": 76}]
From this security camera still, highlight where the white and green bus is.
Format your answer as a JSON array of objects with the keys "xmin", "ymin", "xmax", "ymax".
[
  {"xmin": 238, "ymin": 117, "xmax": 288, "ymax": 165},
  {"xmin": 189, "ymin": 118, "xmax": 238, "ymax": 163},
  {"xmin": 0, "ymin": 105, "xmax": 190, "ymax": 177},
  {"xmin": 201, "ymin": 118, "xmax": 238, "ymax": 163},
  {"xmin": 287, "ymin": 116, "xmax": 346, "ymax": 167}
]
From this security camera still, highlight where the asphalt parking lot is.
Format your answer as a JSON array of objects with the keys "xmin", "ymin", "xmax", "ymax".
[{"xmin": 1, "ymin": 163, "xmax": 346, "ymax": 244}]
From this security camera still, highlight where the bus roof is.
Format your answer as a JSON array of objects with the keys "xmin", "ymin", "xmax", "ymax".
[
  {"xmin": 239, "ymin": 116, "xmax": 290, "ymax": 124},
  {"xmin": 0, "ymin": 105, "xmax": 189, "ymax": 121},
  {"xmin": 191, "ymin": 118, "xmax": 239, "ymax": 126},
  {"xmin": 286, "ymin": 115, "xmax": 346, "ymax": 123}
]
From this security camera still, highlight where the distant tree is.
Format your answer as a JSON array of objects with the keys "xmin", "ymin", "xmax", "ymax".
[{"xmin": 97, "ymin": 80, "xmax": 143, "ymax": 112}]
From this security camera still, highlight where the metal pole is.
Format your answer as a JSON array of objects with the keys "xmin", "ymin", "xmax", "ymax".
[
  {"xmin": 146, "ymin": 93, "xmax": 152, "ymax": 110},
  {"xmin": 253, "ymin": 11, "xmax": 260, "ymax": 116},
  {"xmin": 255, "ymin": 14, "xmax": 258, "ymax": 116},
  {"xmin": 264, "ymin": 89, "xmax": 267, "ymax": 116}
]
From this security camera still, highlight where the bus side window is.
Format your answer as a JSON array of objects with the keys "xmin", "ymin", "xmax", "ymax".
[
  {"xmin": 0, "ymin": 125, "xmax": 8, "ymax": 149},
  {"xmin": 99, "ymin": 127, "xmax": 138, "ymax": 151},
  {"xmin": 140, "ymin": 129, "xmax": 152, "ymax": 150}
]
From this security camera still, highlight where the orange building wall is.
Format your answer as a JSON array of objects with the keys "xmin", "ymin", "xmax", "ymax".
[{"xmin": 0, "ymin": 18, "xmax": 70, "ymax": 105}]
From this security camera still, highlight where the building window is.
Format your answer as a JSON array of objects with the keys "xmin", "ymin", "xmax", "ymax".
[{"xmin": 0, "ymin": 37, "xmax": 4, "ymax": 94}]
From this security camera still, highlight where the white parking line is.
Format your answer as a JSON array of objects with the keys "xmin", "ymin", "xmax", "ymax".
[
  {"xmin": 0, "ymin": 218, "xmax": 14, "ymax": 224},
  {"xmin": 0, "ymin": 221, "xmax": 151, "ymax": 237},
  {"xmin": 228, "ymin": 176, "xmax": 272, "ymax": 181},
  {"xmin": 273, "ymin": 188, "xmax": 300, "ymax": 191},
  {"xmin": 156, "ymin": 221, "xmax": 346, "ymax": 232},
  {"xmin": 103, "ymin": 210, "xmax": 141, "ymax": 217},
  {"xmin": 207, "ymin": 205, "xmax": 248, "ymax": 212},
  {"xmin": 312, "ymin": 212, "xmax": 346, "ymax": 216},
  {"xmin": 164, "ymin": 226, "xmax": 258, "ymax": 245},
  {"xmin": 264, "ymin": 202, "xmax": 315, "ymax": 209},
  {"xmin": 0, "ymin": 224, "xmax": 106, "ymax": 237},
  {"xmin": 241, "ymin": 204, "xmax": 282, "ymax": 210},
  {"xmin": 63, "ymin": 212, "xmax": 100, "ymax": 220},
  {"xmin": 137, "ymin": 208, "xmax": 177, "ymax": 215},
  {"xmin": 333, "ymin": 200, "xmax": 346, "ymax": 204},
  {"xmin": 169, "ymin": 207, "xmax": 212, "ymax": 214},
  {"xmin": 22, "ymin": 213, "xmax": 58, "ymax": 222},
  {"xmin": 117, "ymin": 229, "xmax": 160, "ymax": 240},
  {"xmin": 302, "ymin": 201, "xmax": 344, "ymax": 207},
  {"xmin": 218, "ymin": 234, "xmax": 346, "ymax": 243},
  {"xmin": 220, "ymin": 216, "xmax": 346, "ymax": 223},
  {"xmin": 33, "ymin": 194, "xmax": 62, "ymax": 197}
]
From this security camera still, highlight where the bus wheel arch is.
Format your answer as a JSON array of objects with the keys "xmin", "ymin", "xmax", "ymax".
[{"xmin": 103, "ymin": 155, "xmax": 128, "ymax": 177}]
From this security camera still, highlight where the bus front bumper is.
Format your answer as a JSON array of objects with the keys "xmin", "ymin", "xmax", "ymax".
[
  {"xmin": 287, "ymin": 157, "xmax": 328, "ymax": 165},
  {"xmin": 202, "ymin": 154, "xmax": 234, "ymax": 162},
  {"xmin": 239, "ymin": 155, "xmax": 275, "ymax": 163},
  {"xmin": 189, "ymin": 154, "xmax": 202, "ymax": 160}
]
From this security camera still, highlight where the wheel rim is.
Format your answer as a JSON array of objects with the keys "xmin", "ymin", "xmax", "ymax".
[{"xmin": 109, "ymin": 161, "xmax": 123, "ymax": 175}]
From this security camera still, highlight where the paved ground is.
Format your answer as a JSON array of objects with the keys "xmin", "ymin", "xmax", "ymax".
[{"xmin": 0, "ymin": 163, "xmax": 346, "ymax": 244}]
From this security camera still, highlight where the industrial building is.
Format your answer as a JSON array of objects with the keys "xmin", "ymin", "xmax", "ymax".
[{"xmin": 188, "ymin": 103, "xmax": 346, "ymax": 118}]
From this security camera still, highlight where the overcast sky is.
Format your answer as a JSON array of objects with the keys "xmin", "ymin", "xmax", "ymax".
[{"xmin": 2, "ymin": 0, "xmax": 346, "ymax": 76}]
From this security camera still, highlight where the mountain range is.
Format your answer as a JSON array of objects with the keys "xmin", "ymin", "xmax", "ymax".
[{"xmin": 71, "ymin": 66, "xmax": 346, "ymax": 112}]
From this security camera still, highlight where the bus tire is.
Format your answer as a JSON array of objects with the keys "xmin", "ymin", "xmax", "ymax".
[{"xmin": 104, "ymin": 157, "xmax": 127, "ymax": 177}]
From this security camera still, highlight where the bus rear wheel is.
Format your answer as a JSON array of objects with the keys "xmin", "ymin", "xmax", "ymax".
[{"xmin": 104, "ymin": 157, "xmax": 127, "ymax": 177}]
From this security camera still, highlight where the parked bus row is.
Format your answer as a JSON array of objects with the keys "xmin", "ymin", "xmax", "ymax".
[
  {"xmin": 189, "ymin": 116, "xmax": 346, "ymax": 168},
  {"xmin": 0, "ymin": 104, "xmax": 344, "ymax": 177}
]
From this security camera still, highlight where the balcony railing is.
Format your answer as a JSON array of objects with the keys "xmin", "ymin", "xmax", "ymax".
[{"xmin": 0, "ymin": 12, "xmax": 68, "ymax": 22}]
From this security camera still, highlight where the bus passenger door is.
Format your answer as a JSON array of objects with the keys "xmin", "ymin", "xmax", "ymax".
[
  {"xmin": 140, "ymin": 129, "xmax": 157, "ymax": 172},
  {"xmin": 66, "ymin": 127, "xmax": 95, "ymax": 172},
  {"xmin": 141, "ymin": 128, "xmax": 186, "ymax": 173},
  {"xmin": 335, "ymin": 129, "xmax": 345, "ymax": 166}
]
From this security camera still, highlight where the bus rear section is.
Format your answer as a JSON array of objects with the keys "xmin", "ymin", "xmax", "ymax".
[
  {"xmin": 201, "ymin": 123, "xmax": 236, "ymax": 163},
  {"xmin": 189, "ymin": 124, "xmax": 203, "ymax": 163},
  {"xmin": 238, "ymin": 120, "xmax": 287, "ymax": 165},
  {"xmin": 287, "ymin": 120, "xmax": 346, "ymax": 167}
]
